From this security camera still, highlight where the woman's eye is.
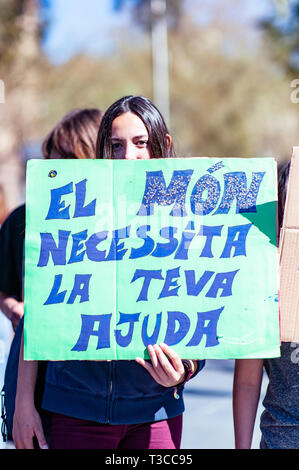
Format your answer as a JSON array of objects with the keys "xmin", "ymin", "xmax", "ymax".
[
  {"xmin": 112, "ymin": 142, "xmax": 122, "ymax": 150},
  {"xmin": 136, "ymin": 140, "xmax": 148, "ymax": 147}
]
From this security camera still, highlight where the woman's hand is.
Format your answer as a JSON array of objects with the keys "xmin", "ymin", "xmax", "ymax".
[
  {"xmin": 135, "ymin": 343, "xmax": 187, "ymax": 387},
  {"xmin": 13, "ymin": 401, "xmax": 48, "ymax": 449},
  {"xmin": 8, "ymin": 300, "xmax": 24, "ymax": 332},
  {"xmin": 13, "ymin": 332, "xmax": 48, "ymax": 449},
  {"xmin": 0, "ymin": 292, "xmax": 24, "ymax": 331}
]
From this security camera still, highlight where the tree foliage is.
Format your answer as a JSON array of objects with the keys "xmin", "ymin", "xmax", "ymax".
[
  {"xmin": 32, "ymin": 12, "xmax": 299, "ymax": 162},
  {"xmin": 260, "ymin": 0, "xmax": 299, "ymax": 73},
  {"xmin": 0, "ymin": 0, "xmax": 23, "ymax": 66},
  {"xmin": 2, "ymin": 0, "xmax": 299, "ymax": 166},
  {"xmin": 0, "ymin": 0, "xmax": 48, "ymax": 72}
]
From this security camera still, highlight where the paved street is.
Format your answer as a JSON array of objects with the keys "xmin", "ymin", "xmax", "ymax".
[
  {"xmin": 0, "ymin": 312, "xmax": 267, "ymax": 450},
  {"xmin": 182, "ymin": 359, "xmax": 268, "ymax": 449}
]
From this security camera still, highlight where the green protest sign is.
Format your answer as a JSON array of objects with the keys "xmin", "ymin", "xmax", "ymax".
[{"xmin": 24, "ymin": 157, "xmax": 280, "ymax": 360}]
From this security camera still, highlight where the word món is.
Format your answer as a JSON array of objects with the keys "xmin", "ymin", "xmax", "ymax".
[
  {"xmin": 45, "ymin": 170, "xmax": 265, "ymax": 220},
  {"xmin": 37, "ymin": 223, "xmax": 252, "ymax": 267},
  {"xmin": 71, "ymin": 308, "xmax": 224, "ymax": 352},
  {"xmin": 43, "ymin": 268, "xmax": 239, "ymax": 305}
]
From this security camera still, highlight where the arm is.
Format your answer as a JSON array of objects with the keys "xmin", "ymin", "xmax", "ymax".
[
  {"xmin": 135, "ymin": 343, "xmax": 198, "ymax": 387},
  {"xmin": 12, "ymin": 331, "xmax": 48, "ymax": 449},
  {"xmin": 0, "ymin": 291, "xmax": 24, "ymax": 331},
  {"xmin": 233, "ymin": 359, "xmax": 264, "ymax": 449}
]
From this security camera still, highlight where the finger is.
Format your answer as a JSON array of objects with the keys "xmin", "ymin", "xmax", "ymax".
[
  {"xmin": 148, "ymin": 345, "xmax": 170, "ymax": 379},
  {"xmin": 147, "ymin": 344, "xmax": 158, "ymax": 368},
  {"xmin": 136, "ymin": 350, "xmax": 168, "ymax": 384},
  {"xmin": 12, "ymin": 434, "xmax": 22, "ymax": 449},
  {"xmin": 25, "ymin": 438, "xmax": 35, "ymax": 450},
  {"xmin": 20, "ymin": 432, "xmax": 35, "ymax": 449},
  {"xmin": 153, "ymin": 344, "xmax": 176, "ymax": 376},
  {"xmin": 35, "ymin": 423, "xmax": 48, "ymax": 449},
  {"xmin": 135, "ymin": 356, "xmax": 153, "ymax": 372},
  {"xmin": 159, "ymin": 343, "xmax": 184, "ymax": 373},
  {"xmin": 135, "ymin": 357, "xmax": 161, "ymax": 384}
]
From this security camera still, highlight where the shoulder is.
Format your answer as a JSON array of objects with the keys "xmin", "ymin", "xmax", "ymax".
[
  {"xmin": 1, "ymin": 204, "xmax": 25, "ymax": 234},
  {"xmin": 6, "ymin": 204, "xmax": 25, "ymax": 226}
]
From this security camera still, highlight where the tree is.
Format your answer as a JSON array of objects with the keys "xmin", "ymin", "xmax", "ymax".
[
  {"xmin": 0, "ymin": 0, "xmax": 23, "ymax": 67},
  {"xmin": 260, "ymin": 0, "xmax": 299, "ymax": 73},
  {"xmin": 0, "ymin": 0, "xmax": 43, "ymax": 219}
]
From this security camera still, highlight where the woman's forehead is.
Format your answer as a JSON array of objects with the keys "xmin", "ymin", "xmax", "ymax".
[{"xmin": 111, "ymin": 112, "xmax": 148, "ymax": 138}]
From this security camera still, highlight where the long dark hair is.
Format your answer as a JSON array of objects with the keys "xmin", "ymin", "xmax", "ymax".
[
  {"xmin": 277, "ymin": 160, "xmax": 290, "ymax": 231},
  {"xmin": 96, "ymin": 95, "xmax": 175, "ymax": 159},
  {"xmin": 42, "ymin": 108, "xmax": 103, "ymax": 159}
]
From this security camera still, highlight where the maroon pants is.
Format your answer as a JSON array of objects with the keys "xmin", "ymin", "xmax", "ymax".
[{"xmin": 50, "ymin": 413, "xmax": 182, "ymax": 450}]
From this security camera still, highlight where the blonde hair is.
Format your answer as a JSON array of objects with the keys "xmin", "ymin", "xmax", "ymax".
[{"xmin": 42, "ymin": 109, "xmax": 103, "ymax": 159}]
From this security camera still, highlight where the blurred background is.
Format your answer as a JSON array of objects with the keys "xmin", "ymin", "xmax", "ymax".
[
  {"xmin": 1, "ymin": 0, "xmax": 299, "ymax": 449},
  {"xmin": 1, "ymin": 0, "xmax": 299, "ymax": 221}
]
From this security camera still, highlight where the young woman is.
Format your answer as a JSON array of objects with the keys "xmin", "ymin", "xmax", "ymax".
[
  {"xmin": 13, "ymin": 96, "xmax": 205, "ymax": 450},
  {"xmin": 96, "ymin": 95, "xmax": 175, "ymax": 160},
  {"xmin": 233, "ymin": 161, "xmax": 299, "ymax": 449}
]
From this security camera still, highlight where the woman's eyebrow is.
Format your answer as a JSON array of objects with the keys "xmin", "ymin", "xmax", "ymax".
[{"xmin": 111, "ymin": 135, "xmax": 148, "ymax": 140}]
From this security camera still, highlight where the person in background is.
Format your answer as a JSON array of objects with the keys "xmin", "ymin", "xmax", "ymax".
[
  {"xmin": 14, "ymin": 95, "xmax": 205, "ymax": 450},
  {"xmin": 0, "ymin": 108, "xmax": 103, "ymax": 444},
  {"xmin": 0, "ymin": 108, "xmax": 103, "ymax": 331},
  {"xmin": 233, "ymin": 161, "xmax": 299, "ymax": 449}
]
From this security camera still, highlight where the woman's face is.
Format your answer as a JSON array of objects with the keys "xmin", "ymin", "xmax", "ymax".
[{"xmin": 110, "ymin": 112, "xmax": 152, "ymax": 160}]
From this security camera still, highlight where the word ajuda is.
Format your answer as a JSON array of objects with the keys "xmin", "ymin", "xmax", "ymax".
[{"xmin": 71, "ymin": 307, "xmax": 224, "ymax": 352}]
